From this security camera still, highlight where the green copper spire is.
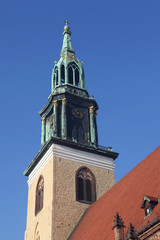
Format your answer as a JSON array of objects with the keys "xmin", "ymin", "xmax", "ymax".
[
  {"xmin": 51, "ymin": 22, "xmax": 85, "ymax": 92},
  {"xmin": 40, "ymin": 23, "xmax": 99, "ymax": 148},
  {"xmin": 61, "ymin": 21, "xmax": 75, "ymax": 56}
]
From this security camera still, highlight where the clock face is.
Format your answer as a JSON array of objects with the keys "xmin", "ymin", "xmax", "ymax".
[{"xmin": 72, "ymin": 108, "xmax": 84, "ymax": 119}]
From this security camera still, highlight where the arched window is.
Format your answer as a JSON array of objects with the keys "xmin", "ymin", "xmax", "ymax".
[
  {"xmin": 35, "ymin": 176, "xmax": 44, "ymax": 215},
  {"xmin": 68, "ymin": 65, "xmax": 73, "ymax": 84},
  {"xmin": 76, "ymin": 167, "xmax": 96, "ymax": 204},
  {"xmin": 55, "ymin": 67, "xmax": 58, "ymax": 85},
  {"xmin": 68, "ymin": 62, "xmax": 80, "ymax": 86},
  {"xmin": 61, "ymin": 64, "xmax": 65, "ymax": 84}
]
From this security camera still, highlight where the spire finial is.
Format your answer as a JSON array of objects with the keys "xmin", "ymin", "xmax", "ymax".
[
  {"xmin": 61, "ymin": 20, "xmax": 74, "ymax": 55},
  {"xmin": 126, "ymin": 223, "xmax": 138, "ymax": 240},
  {"xmin": 113, "ymin": 212, "xmax": 125, "ymax": 229},
  {"xmin": 63, "ymin": 20, "xmax": 71, "ymax": 34},
  {"xmin": 64, "ymin": 20, "xmax": 70, "ymax": 25}
]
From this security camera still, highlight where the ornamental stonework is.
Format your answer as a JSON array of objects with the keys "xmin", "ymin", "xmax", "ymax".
[{"xmin": 148, "ymin": 231, "xmax": 160, "ymax": 240}]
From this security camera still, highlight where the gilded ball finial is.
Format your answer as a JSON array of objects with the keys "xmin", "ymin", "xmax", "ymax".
[{"xmin": 64, "ymin": 20, "xmax": 70, "ymax": 31}]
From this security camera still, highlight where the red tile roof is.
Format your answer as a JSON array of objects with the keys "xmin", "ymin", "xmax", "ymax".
[{"xmin": 69, "ymin": 146, "xmax": 160, "ymax": 240}]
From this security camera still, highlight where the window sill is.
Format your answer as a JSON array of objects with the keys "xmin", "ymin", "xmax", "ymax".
[{"xmin": 76, "ymin": 199, "xmax": 95, "ymax": 205}]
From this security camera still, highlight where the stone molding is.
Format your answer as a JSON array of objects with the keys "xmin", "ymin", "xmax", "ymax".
[
  {"xmin": 139, "ymin": 221, "xmax": 160, "ymax": 239},
  {"xmin": 27, "ymin": 143, "xmax": 115, "ymax": 186}
]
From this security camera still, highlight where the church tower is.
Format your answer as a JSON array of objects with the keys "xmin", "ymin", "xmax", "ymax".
[{"xmin": 24, "ymin": 22, "xmax": 118, "ymax": 240}]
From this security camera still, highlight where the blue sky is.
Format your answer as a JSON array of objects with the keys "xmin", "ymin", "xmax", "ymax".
[{"xmin": 0, "ymin": 0, "xmax": 160, "ymax": 239}]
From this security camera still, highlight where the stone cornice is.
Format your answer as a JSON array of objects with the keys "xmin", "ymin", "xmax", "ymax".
[
  {"xmin": 27, "ymin": 142, "xmax": 116, "ymax": 186},
  {"xmin": 24, "ymin": 137, "xmax": 118, "ymax": 177}
]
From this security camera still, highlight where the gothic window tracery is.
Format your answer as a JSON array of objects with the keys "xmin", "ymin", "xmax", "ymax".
[
  {"xmin": 76, "ymin": 167, "xmax": 96, "ymax": 204},
  {"xmin": 35, "ymin": 176, "xmax": 44, "ymax": 215},
  {"xmin": 68, "ymin": 62, "xmax": 80, "ymax": 86}
]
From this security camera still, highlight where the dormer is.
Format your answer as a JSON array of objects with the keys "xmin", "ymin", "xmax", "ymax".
[{"xmin": 141, "ymin": 195, "xmax": 159, "ymax": 218}]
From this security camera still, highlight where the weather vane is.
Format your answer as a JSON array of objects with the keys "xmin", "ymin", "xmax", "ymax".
[{"xmin": 64, "ymin": 20, "xmax": 70, "ymax": 25}]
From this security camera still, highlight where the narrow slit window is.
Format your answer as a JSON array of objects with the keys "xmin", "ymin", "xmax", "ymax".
[
  {"xmin": 78, "ymin": 177, "xmax": 84, "ymax": 200},
  {"xmin": 86, "ymin": 179, "xmax": 92, "ymax": 202},
  {"xmin": 75, "ymin": 68, "xmax": 80, "ymax": 86},
  {"xmin": 61, "ymin": 64, "xmax": 65, "ymax": 84},
  {"xmin": 68, "ymin": 66, "xmax": 73, "ymax": 84},
  {"xmin": 55, "ymin": 68, "xmax": 58, "ymax": 85}
]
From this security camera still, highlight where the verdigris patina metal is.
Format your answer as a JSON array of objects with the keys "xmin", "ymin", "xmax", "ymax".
[{"xmin": 39, "ymin": 22, "xmax": 98, "ymax": 147}]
